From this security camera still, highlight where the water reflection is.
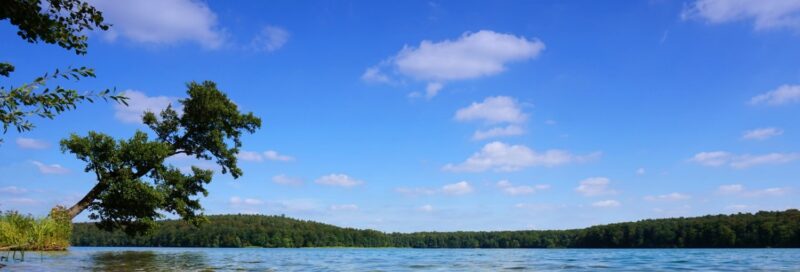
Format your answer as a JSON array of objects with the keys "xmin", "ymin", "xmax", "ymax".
[{"xmin": 89, "ymin": 250, "xmax": 209, "ymax": 271}]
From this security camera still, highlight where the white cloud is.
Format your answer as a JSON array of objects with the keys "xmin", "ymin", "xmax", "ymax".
[
  {"xmin": 315, "ymin": 174, "xmax": 363, "ymax": 187},
  {"xmin": 393, "ymin": 30, "xmax": 544, "ymax": 81},
  {"xmin": 90, "ymin": 0, "xmax": 225, "ymax": 48},
  {"xmin": 395, "ymin": 187, "xmax": 437, "ymax": 197},
  {"xmin": 418, "ymin": 204, "xmax": 434, "ymax": 212},
  {"xmin": 363, "ymin": 30, "xmax": 545, "ymax": 98},
  {"xmin": 443, "ymin": 141, "xmax": 600, "ymax": 172},
  {"xmin": 742, "ymin": 127, "xmax": 784, "ymax": 140},
  {"xmin": 750, "ymin": 85, "xmax": 800, "ymax": 105},
  {"xmin": 718, "ymin": 184, "xmax": 745, "ymax": 194},
  {"xmin": 717, "ymin": 184, "xmax": 789, "ymax": 197},
  {"xmin": 229, "ymin": 196, "xmax": 264, "ymax": 206},
  {"xmin": 591, "ymin": 200, "xmax": 621, "ymax": 208},
  {"xmin": 644, "ymin": 192, "xmax": 691, "ymax": 201},
  {"xmin": 237, "ymin": 150, "xmax": 294, "ymax": 162},
  {"xmin": 0, "ymin": 186, "xmax": 27, "ymax": 194},
  {"xmin": 15, "ymin": 137, "xmax": 49, "ymax": 149},
  {"xmin": 114, "ymin": 90, "xmax": 174, "ymax": 124},
  {"xmin": 272, "ymin": 174, "xmax": 304, "ymax": 186},
  {"xmin": 496, "ymin": 180, "xmax": 549, "ymax": 196},
  {"xmin": 237, "ymin": 151, "xmax": 264, "ymax": 162},
  {"xmin": 472, "ymin": 125, "xmax": 525, "ymax": 141},
  {"xmin": 682, "ymin": 0, "xmax": 800, "ymax": 31},
  {"xmin": 31, "ymin": 161, "xmax": 69, "ymax": 175},
  {"xmin": 250, "ymin": 25, "xmax": 289, "ymax": 52},
  {"xmin": 264, "ymin": 150, "xmax": 294, "ymax": 162},
  {"xmin": 636, "ymin": 168, "xmax": 646, "ymax": 175},
  {"xmin": 690, "ymin": 151, "xmax": 799, "ymax": 168},
  {"xmin": 361, "ymin": 66, "xmax": 391, "ymax": 83},
  {"xmin": 689, "ymin": 151, "xmax": 732, "ymax": 167},
  {"xmin": 329, "ymin": 204, "xmax": 359, "ymax": 211},
  {"xmin": 575, "ymin": 177, "xmax": 617, "ymax": 197},
  {"xmin": 441, "ymin": 181, "xmax": 474, "ymax": 195},
  {"xmin": 455, "ymin": 96, "xmax": 527, "ymax": 124},
  {"xmin": 424, "ymin": 82, "xmax": 443, "ymax": 99}
]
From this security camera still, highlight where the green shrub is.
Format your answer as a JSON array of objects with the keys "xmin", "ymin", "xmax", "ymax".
[{"xmin": 0, "ymin": 206, "xmax": 72, "ymax": 251}]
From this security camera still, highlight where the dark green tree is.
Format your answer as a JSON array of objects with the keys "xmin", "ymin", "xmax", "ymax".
[
  {"xmin": 1, "ymin": 0, "xmax": 125, "ymax": 142},
  {"xmin": 60, "ymin": 81, "xmax": 261, "ymax": 235}
]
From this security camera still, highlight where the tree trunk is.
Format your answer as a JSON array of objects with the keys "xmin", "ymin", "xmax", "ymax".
[{"xmin": 66, "ymin": 182, "xmax": 107, "ymax": 219}]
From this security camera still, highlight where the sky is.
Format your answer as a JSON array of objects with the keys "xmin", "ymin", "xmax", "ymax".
[{"xmin": 1, "ymin": 0, "xmax": 800, "ymax": 232}]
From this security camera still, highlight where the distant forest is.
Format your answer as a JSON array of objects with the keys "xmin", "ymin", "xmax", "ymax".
[{"xmin": 72, "ymin": 209, "xmax": 800, "ymax": 248}]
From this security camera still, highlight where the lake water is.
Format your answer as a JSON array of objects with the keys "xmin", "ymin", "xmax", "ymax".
[{"xmin": 2, "ymin": 247, "xmax": 799, "ymax": 271}]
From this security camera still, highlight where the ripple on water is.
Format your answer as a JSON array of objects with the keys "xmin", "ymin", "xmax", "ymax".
[{"xmin": 2, "ymin": 248, "xmax": 800, "ymax": 271}]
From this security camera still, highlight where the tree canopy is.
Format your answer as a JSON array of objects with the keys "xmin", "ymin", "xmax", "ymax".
[
  {"xmin": 60, "ymin": 81, "xmax": 261, "ymax": 235},
  {"xmin": 0, "ymin": 0, "xmax": 123, "ymax": 143},
  {"xmin": 1, "ymin": 0, "xmax": 109, "ymax": 55},
  {"xmin": 72, "ymin": 209, "xmax": 800, "ymax": 248}
]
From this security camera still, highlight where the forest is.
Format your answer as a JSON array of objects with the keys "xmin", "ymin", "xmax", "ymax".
[{"xmin": 72, "ymin": 209, "xmax": 800, "ymax": 248}]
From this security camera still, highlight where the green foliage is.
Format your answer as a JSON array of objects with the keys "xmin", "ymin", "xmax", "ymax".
[
  {"xmin": 0, "ymin": 0, "xmax": 109, "ymax": 55},
  {"xmin": 1, "ymin": 0, "xmax": 123, "ymax": 143},
  {"xmin": 0, "ymin": 66, "xmax": 127, "ymax": 138},
  {"xmin": 0, "ymin": 207, "xmax": 72, "ymax": 251},
  {"xmin": 72, "ymin": 210, "xmax": 800, "ymax": 248},
  {"xmin": 61, "ymin": 81, "xmax": 261, "ymax": 235}
]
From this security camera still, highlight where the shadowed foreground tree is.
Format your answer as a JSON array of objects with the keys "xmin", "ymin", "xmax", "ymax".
[
  {"xmin": 60, "ymin": 81, "xmax": 261, "ymax": 235},
  {"xmin": 1, "ymin": 0, "xmax": 125, "ymax": 143}
]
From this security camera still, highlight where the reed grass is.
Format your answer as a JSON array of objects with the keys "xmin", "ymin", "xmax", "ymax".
[{"xmin": 0, "ymin": 206, "xmax": 71, "ymax": 251}]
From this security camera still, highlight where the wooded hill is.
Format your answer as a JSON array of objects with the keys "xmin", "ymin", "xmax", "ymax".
[{"xmin": 72, "ymin": 209, "xmax": 800, "ymax": 248}]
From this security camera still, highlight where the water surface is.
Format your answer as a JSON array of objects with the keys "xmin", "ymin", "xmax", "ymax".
[{"xmin": 2, "ymin": 247, "xmax": 799, "ymax": 271}]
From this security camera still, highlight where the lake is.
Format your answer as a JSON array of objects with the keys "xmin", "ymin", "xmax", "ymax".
[{"xmin": 2, "ymin": 247, "xmax": 799, "ymax": 271}]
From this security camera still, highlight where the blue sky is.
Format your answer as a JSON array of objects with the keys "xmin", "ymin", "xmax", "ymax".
[{"xmin": 2, "ymin": 0, "xmax": 800, "ymax": 232}]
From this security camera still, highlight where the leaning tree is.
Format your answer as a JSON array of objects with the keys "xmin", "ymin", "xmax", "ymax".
[{"xmin": 60, "ymin": 81, "xmax": 260, "ymax": 234}]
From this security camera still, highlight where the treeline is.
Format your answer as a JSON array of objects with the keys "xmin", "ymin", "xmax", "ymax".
[{"xmin": 72, "ymin": 209, "xmax": 800, "ymax": 248}]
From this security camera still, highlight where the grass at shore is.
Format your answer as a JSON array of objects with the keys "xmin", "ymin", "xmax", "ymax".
[{"xmin": 0, "ymin": 207, "xmax": 71, "ymax": 251}]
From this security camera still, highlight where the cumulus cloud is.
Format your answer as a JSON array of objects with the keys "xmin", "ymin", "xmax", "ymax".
[
  {"xmin": 272, "ymin": 174, "xmax": 304, "ymax": 186},
  {"xmin": 496, "ymin": 180, "xmax": 549, "ymax": 196},
  {"xmin": 575, "ymin": 177, "xmax": 617, "ymax": 197},
  {"xmin": 742, "ymin": 127, "xmax": 784, "ymax": 140},
  {"xmin": 455, "ymin": 96, "xmax": 528, "ymax": 124},
  {"xmin": 690, "ymin": 151, "xmax": 799, "ymax": 168},
  {"xmin": 717, "ymin": 184, "xmax": 789, "ymax": 197},
  {"xmin": 237, "ymin": 151, "xmax": 264, "ymax": 162},
  {"xmin": 472, "ymin": 125, "xmax": 525, "ymax": 141},
  {"xmin": 591, "ymin": 200, "xmax": 621, "ymax": 208},
  {"xmin": 264, "ymin": 150, "xmax": 294, "ymax": 161},
  {"xmin": 456, "ymin": 96, "xmax": 528, "ymax": 140},
  {"xmin": 237, "ymin": 150, "xmax": 295, "ymax": 162},
  {"xmin": 0, "ymin": 186, "xmax": 27, "ymax": 194},
  {"xmin": 329, "ymin": 204, "xmax": 359, "ymax": 211},
  {"xmin": 418, "ymin": 204, "xmax": 434, "ymax": 212},
  {"xmin": 362, "ymin": 30, "xmax": 545, "ymax": 98},
  {"xmin": 315, "ymin": 174, "xmax": 363, "ymax": 187},
  {"xmin": 644, "ymin": 192, "xmax": 691, "ymax": 201},
  {"xmin": 443, "ymin": 141, "xmax": 600, "ymax": 172},
  {"xmin": 395, "ymin": 187, "xmax": 437, "ymax": 197},
  {"xmin": 15, "ymin": 137, "xmax": 49, "ymax": 149},
  {"xmin": 750, "ymin": 85, "xmax": 800, "ymax": 105},
  {"xmin": 250, "ymin": 25, "xmax": 289, "ymax": 52},
  {"xmin": 441, "ymin": 181, "xmax": 473, "ymax": 195},
  {"xmin": 31, "ymin": 161, "xmax": 69, "ymax": 175},
  {"xmin": 229, "ymin": 196, "xmax": 264, "ymax": 206},
  {"xmin": 90, "ymin": 0, "xmax": 225, "ymax": 48},
  {"xmin": 114, "ymin": 90, "xmax": 175, "ymax": 124},
  {"xmin": 682, "ymin": 0, "xmax": 800, "ymax": 31}
]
